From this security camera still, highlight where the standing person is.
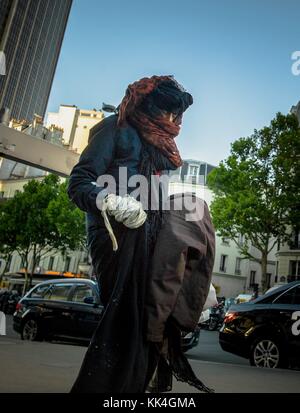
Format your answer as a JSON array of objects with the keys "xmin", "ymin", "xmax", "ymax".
[{"xmin": 67, "ymin": 75, "xmax": 208, "ymax": 393}]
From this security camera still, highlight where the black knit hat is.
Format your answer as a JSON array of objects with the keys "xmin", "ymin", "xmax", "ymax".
[{"xmin": 139, "ymin": 77, "xmax": 193, "ymax": 118}]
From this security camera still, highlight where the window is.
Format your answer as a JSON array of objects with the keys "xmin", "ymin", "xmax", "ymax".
[
  {"xmin": 219, "ymin": 255, "xmax": 227, "ymax": 272},
  {"xmin": 289, "ymin": 261, "xmax": 300, "ymax": 281},
  {"xmin": 64, "ymin": 256, "xmax": 71, "ymax": 272},
  {"xmin": 249, "ymin": 271, "xmax": 256, "ymax": 287},
  {"xmin": 290, "ymin": 228, "xmax": 300, "ymax": 250},
  {"xmin": 266, "ymin": 273, "xmax": 272, "ymax": 289},
  {"xmin": 29, "ymin": 284, "xmax": 52, "ymax": 299},
  {"xmin": 71, "ymin": 284, "xmax": 96, "ymax": 304},
  {"xmin": 295, "ymin": 286, "xmax": 300, "ymax": 305},
  {"xmin": 258, "ymin": 288, "xmax": 285, "ymax": 304},
  {"xmin": 48, "ymin": 256, "xmax": 55, "ymax": 271},
  {"xmin": 273, "ymin": 285, "xmax": 300, "ymax": 305},
  {"xmin": 48, "ymin": 284, "xmax": 74, "ymax": 301},
  {"xmin": 277, "ymin": 240, "xmax": 280, "ymax": 251},
  {"xmin": 188, "ymin": 165, "xmax": 199, "ymax": 176},
  {"xmin": 235, "ymin": 258, "xmax": 242, "ymax": 275},
  {"xmin": 5, "ymin": 255, "xmax": 12, "ymax": 272}
]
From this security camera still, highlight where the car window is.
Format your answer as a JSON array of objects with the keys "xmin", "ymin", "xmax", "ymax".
[
  {"xmin": 257, "ymin": 288, "xmax": 293, "ymax": 304},
  {"xmin": 71, "ymin": 284, "xmax": 96, "ymax": 303},
  {"xmin": 48, "ymin": 284, "xmax": 74, "ymax": 301},
  {"xmin": 273, "ymin": 285, "xmax": 300, "ymax": 305},
  {"xmin": 29, "ymin": 284, "xmax": 52, "ymax": 298},
  {"xmin": 293, "ymin": 286, "xmax": 300, "ymax": 305}
]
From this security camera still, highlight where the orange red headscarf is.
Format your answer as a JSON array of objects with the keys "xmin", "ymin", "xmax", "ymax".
[{"xmin": 118, "ymin": 75, "xmax": 193, "ymax": 168}]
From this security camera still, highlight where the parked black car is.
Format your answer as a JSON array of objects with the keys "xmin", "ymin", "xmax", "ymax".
[
  {"xmin": 13, "ymin": 278, "xmax": 199, "ymax": 351},
  {"xmin": 219, "ymin": 281, "xmax": 300, "ymax": 368},
  {"xmin": 13, "ymin": 279, "xmax": 101, "ymax": 341}
]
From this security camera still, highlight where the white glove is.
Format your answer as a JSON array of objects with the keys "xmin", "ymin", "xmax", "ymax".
[
  {"xmin": 101, "ymin": 194, "xmax": 147, "ymax": 251},
  {"xmin": 103, "ymin": 194, "xmax": 147, "ymax": 228}
]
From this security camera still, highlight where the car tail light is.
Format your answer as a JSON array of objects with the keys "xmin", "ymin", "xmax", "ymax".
[
  {"xmin": 223, "ymin": 311, "xmax": 238, "ymax": 324},
  {"xmin": 15, "ymin": 302, "xmax": 23, "ymax": 312}
]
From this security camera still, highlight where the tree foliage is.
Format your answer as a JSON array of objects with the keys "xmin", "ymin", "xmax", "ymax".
[
  {"xmin": 207, "ymin": 113, "xmax": 300, "ymax": 291},
  {"xmin": 0, "ymin": 174, "xmax": 86, "ymax": 292}
]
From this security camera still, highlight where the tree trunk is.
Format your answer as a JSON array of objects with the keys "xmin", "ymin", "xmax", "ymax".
[
  {"xmin": 0, "ymin": 253, "xmax": 12, "ymax": 282},
  {"xmin": 22, "ymin": 266, "xmax": 29, "ymax": 296},
  {"xmin": 260, "ymin": 251, "xmax": 268, "ymax": 293},
  {"xmin": 29, "ymin": 244, "xmax": 38, "ymax": 289},
  {"xmin": 21, "ymin": 255, "xmax": 29, "ymax": 296}
]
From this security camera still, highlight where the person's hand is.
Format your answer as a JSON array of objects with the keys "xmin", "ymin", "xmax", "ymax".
[
  {"xmin": 100, "ymin": 194, "xmax": 147, "ymax": 251},
  {"xmin": 102, "ymin": 194, "xmax": 147, "ymax": 228}
]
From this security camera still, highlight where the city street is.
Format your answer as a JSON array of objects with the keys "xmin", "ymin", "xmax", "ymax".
[
  {"xmin": 0, "ymin": 0, "xmax": 299, "ymax": 402},
  {"xmin": 0, "ymin": 316, "xmax": 299, "ymax": 393}
]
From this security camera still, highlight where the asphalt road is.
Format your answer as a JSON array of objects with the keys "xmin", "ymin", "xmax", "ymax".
[
  {"xmin": 186, "ymin": 329, "xmax": 249, "ymax": 366},
  {"xmin": 1, "ymin": 315, "xmax": 299, "ymax": 393},
  {"xmin": 5, "ymin": 315, "xmax": 247, "ymax": 365}
]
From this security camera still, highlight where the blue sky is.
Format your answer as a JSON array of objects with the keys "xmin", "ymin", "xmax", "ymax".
[{"xmin": 46, "ymin": 0, "xmax": 300, "ymax": 165}]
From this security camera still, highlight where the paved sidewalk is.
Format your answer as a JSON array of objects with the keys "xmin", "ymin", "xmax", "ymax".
[{"xmin": 0, "ymin": 337, "xmax": 299, "ymax": 393}]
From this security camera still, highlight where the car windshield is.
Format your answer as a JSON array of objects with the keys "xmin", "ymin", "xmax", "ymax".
[
  {"xmin": 254, "ymin": 283, "xmax": 300, "ymax": 304},
  {"xmin": 273, "ymin": 285, "xmax": 300, "ymax": 305}
]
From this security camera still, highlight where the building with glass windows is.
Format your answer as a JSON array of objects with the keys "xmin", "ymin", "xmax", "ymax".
[{"xmin": 0, "ymin": 0, "xmax": 72, "ymax": 123}]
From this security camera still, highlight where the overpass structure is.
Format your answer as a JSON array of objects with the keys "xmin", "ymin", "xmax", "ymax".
[
  {"xmin": 0, "ymin": 123, "xmax": 79, "ymax": 177},
  {"xmin": 1, "ymin": 101, "xmax": 299, "ymax": 178}
]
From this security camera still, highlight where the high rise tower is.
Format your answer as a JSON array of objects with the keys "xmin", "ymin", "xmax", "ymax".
[{"xmin": 0, "ymin": 0, "xmax": 72, "ymax": 122}]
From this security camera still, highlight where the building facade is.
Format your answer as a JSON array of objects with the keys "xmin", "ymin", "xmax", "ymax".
[
  {"xmin": 0, "ymin": 0, "xmax": 72, "ymax": 122},
  {"xmin": 0, "ymin": 240, "xmax": 89, "ymax": 278},
  {"xmin": 46, "ymin": 104, "xmax": 105, "ymax": 154},
  {"xmin": 0, "ymin": 103, "xmax": 104, "ymax": 276}
]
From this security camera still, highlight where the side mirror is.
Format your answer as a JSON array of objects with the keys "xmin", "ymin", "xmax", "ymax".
[{"xmin": 83, "ymin": 296, "xmax": 95, "ymax": 305}]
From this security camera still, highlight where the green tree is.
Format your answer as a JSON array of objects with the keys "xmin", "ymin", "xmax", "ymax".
[
  {"xmin": 0, "ymin": 174, "xmax": 86, "ymax": 293},
  {"xmin": 0, "ymin": 204, "xmax": 17, "ymax": 279},
  {"xmin": 207, "ymin": 113, "xmax": 300, "ymax": 292}
]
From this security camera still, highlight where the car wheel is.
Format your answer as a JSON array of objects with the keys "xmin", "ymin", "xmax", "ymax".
[
  {"xmin": 21, "ymin": 318, "xmax": 43, "ymax": 341},
  {"xmin": 250, "ymin": 337, "xmax": 287, "ymax": 369}
]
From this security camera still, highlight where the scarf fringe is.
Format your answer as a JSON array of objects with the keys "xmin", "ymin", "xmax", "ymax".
[{"xmin": 170, "ymin": 353, "xmax": 215, "ymax": 393}]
